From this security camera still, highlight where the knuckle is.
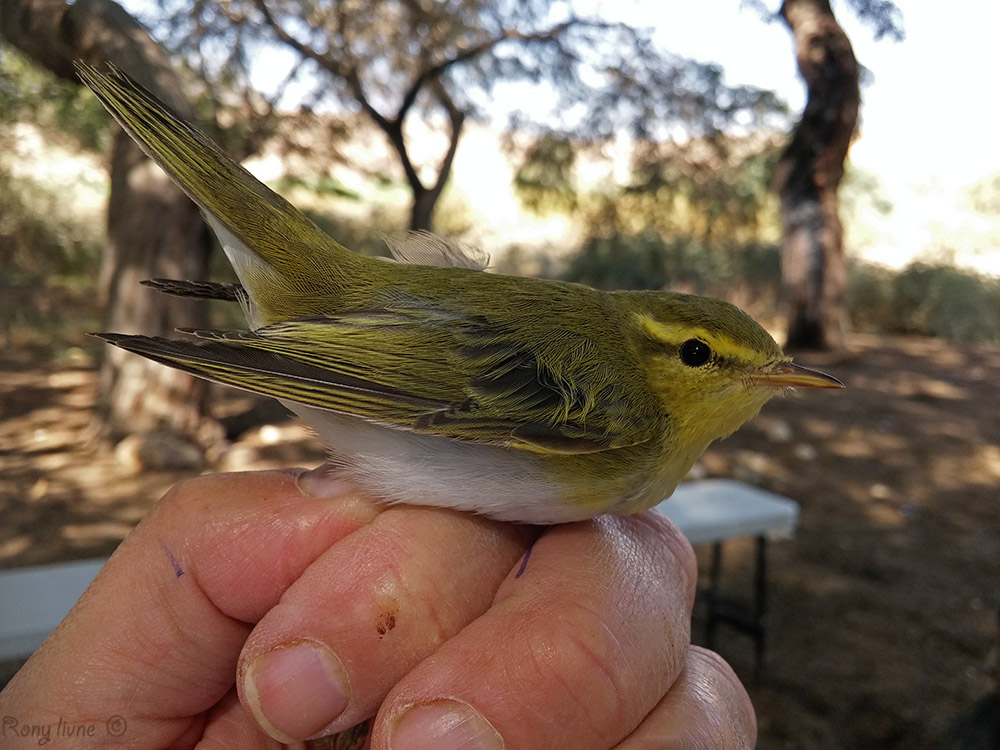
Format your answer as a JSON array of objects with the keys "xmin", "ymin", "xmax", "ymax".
[{"xmin": 630, "ymin": 510, "xmax": 699, "ymax": 604}]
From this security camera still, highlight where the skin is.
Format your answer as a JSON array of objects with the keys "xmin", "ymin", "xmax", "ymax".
[{"xmin": 0, "ymin": 468, "xmax": 755, "ymax": 749}]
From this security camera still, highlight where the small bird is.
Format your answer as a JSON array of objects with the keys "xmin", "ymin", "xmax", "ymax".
[{"xmin": 78, "ymin": 63, "xmax": 842, "ymax": 525}]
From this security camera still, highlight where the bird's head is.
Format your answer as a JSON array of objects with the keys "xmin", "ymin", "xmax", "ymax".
[{"xmin": 626, "ymin": 291, "xmax": 843, "ymax": 460}]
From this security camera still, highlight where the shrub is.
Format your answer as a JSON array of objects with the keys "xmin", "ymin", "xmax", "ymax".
[{"xmin": 849, "ymin": 260, "xmax": 1000, "ymax": 343}]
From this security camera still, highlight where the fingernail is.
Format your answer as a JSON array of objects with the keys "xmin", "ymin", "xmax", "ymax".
[
  {"xmin": 390, "ymin": 700, "xmax": 503, "ymax": 750},
  {"xmin": 243, "ymin": 639, "xmax": 350, "ymax": 742},
  {"xmin": 297, "ymin": 463, "xmax": 354, "ymax": 498}
]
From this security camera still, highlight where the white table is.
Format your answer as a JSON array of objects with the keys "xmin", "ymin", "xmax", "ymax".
[
  {"xmin": 657, "ymin": 479, "xmax": 801, "ymax": 677},
  {"xmin": 0, "ymin": 558, "xmax": 107, "ymax": 661}
]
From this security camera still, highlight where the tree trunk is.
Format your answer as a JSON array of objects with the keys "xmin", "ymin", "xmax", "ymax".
[
  {"xmin": 775, "ymin": 0, "xmax": 859, "ymax": 351},
  {"xmin": 1, "ymin": 0, "xmax": 212, "ymax": 439},
  {"xmin": 409, "ymin": 187, "xmax": 437, "ymax": 231},
  {"xmin": 99, "ymin": 130, "xmax": 212, "ymax": 439}
]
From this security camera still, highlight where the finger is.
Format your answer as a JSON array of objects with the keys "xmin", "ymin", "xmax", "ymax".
[
  {"xmin": 618, "ymin": 646, "xmax": 756, "ymax": 750},
  {"xmin": 196, "ymin": 688, "xmax": 282, "ymax": 750},
  {"xmin": 237, "ymin": 504, "xmax": 537, "ymax": 742},
  {"xmin": 0, "ymin": 470, "xmax": 380, "ymax": 748},
  {"xmin": 371, "ymin": 511, "xmax": 698, "ymax": 750}
]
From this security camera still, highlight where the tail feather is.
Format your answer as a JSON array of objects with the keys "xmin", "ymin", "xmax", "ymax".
[
  {"xmin": 141, "ymin": 278, "xmax": 244, "ymax": 302},
  {"xmin": 76, "ymin": 63, "xmax": 361, "ymax": 320}
]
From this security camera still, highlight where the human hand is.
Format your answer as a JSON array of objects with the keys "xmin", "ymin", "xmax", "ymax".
[{"xmin": 0, "ymin": 469, "xmax": 755, "ymax": 749}]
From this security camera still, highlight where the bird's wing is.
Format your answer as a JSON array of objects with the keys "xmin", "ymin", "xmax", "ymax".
[{"xmin": 97, "ymin": 308, "xmax": 659, "ymax": 455}]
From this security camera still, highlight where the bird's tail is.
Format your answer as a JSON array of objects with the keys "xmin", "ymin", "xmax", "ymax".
[{"xmin": 76, "ymin": 62, "xmax": 361, "ymax": 323}]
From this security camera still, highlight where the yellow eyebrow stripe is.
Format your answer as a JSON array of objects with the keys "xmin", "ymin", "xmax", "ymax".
[{"xmin": 634, "ymin": 313, "xmax": 759, "ymax": 361}]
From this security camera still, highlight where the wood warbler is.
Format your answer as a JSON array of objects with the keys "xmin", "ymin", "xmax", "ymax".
[{"xmin": 79, "ymin": 63, "xmax": 842, "ymax": 524}]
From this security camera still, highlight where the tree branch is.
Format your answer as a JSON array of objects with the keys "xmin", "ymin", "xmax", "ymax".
[
  {"xmin": 429, "ymin": 83, "xmax": 466, "ymax": 197},
  {"xmin": 251, "ymin": 0, "xmax": 392, "ymax": 135},
  {"xmin": 251, "ymin": 0, "xmax": 344, "ymax": 77},
  {"xmin": 395, "ymin": 18, "xmax": 576, "ymax": 123}
]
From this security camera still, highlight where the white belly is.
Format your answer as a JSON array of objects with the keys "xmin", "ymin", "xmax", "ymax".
[{"xmin": 285, "ymin": 401, "xmax": 597, "ymax": 524}]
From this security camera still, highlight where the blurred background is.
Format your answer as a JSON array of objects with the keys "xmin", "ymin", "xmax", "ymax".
[{"xmin": 1, "ymin": 0, "xmax": 997, "ymax": 747}]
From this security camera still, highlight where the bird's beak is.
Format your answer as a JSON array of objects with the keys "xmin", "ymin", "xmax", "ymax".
[{"xmin": 751, "ymin": 362, "xmax": 845, "ymax": 389}]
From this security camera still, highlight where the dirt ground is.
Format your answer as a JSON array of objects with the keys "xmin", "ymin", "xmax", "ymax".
[{"xmin": 1, "ymin": 333, "xmax": 998, "ymax": 749}]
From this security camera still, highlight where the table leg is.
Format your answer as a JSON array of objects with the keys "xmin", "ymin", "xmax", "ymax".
[
  {"xmin": 704, "ymin": 541, "xmax": 724, "ymax": 649},
  {"xmin": 698, "ymin": 536, "xmax": 771, "ymax": 679},
  {"xmin": 753, "ymin": 535, "xmax": 769, "ymax": 679}
]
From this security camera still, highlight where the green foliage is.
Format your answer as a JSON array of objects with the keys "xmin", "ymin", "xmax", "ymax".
[
  {"xmin": 0, "ymin": 172, "xmax": 103, "ymax": 347},
  {"xmin": 848, "ymin": 260, "xmax": 1000, "ymax": 342},
  {"xmin": 274, "ymin": 175, "xmax": 361, "ymax": 200},
  {"xmin": 840, "ymin": 164, "xmax": 893, "ymax": 219},
  {"xmin": 0, "ymin": 47, "xmax": 109, "ymax": 151},
  {"xmin": 534, "ymin": 130, "xmax": 785, "ymax": 321},
  {"xmin": 516, "ymin": 133, "xmax": 785, "ymax": 272},
  {"xmin": 0, "ymin": 48, "xmax": 106, "ymax": 351},
  {"xmin": 560, "ymin": 231, "xmax": 782, "ymax": 304},
  {"xmin": 891, "ymin": 262, "xmax": 1000, "ymax": 341},
  {"xmin": 513, "ymin": 136, "xmax": 579, "ymax": 214},
  {"xmin": 844, "ymin": 261, "xmax": 895, "ymax": 334},
  {"xmin": 624, "ymin": 137, "xmax": 783, "ymax": 248},
  {"xmin": 564, "ymin": 233, "xmax": 713, "ymax": 291},
  {"xmin": 968, "ymin": 174, "xmax": 1000, "ymax": 216}
]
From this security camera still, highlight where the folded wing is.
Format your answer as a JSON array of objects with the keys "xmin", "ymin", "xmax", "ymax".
[{"xmin": 98, "ymin": 307, "xmax": 658, "ymax": 455}]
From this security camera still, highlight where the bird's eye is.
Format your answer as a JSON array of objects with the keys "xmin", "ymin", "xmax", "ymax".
[{"xmin": 679, "ymin": 339, "xmax": 712, "ymax": 367}]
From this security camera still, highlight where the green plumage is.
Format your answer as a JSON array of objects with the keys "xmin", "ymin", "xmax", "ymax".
[{"xmin": 79, "ymin": 63, "xmax": 839, "ymax": 523}]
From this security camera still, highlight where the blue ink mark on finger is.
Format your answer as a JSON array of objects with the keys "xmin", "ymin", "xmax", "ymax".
[
  {"xmin": 163, "ymin": 546, "xmax": 185, "ymax": 578},
  {"xmin": 515, "ymin": 542, "xmax": 535, "ymax": 579}
]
